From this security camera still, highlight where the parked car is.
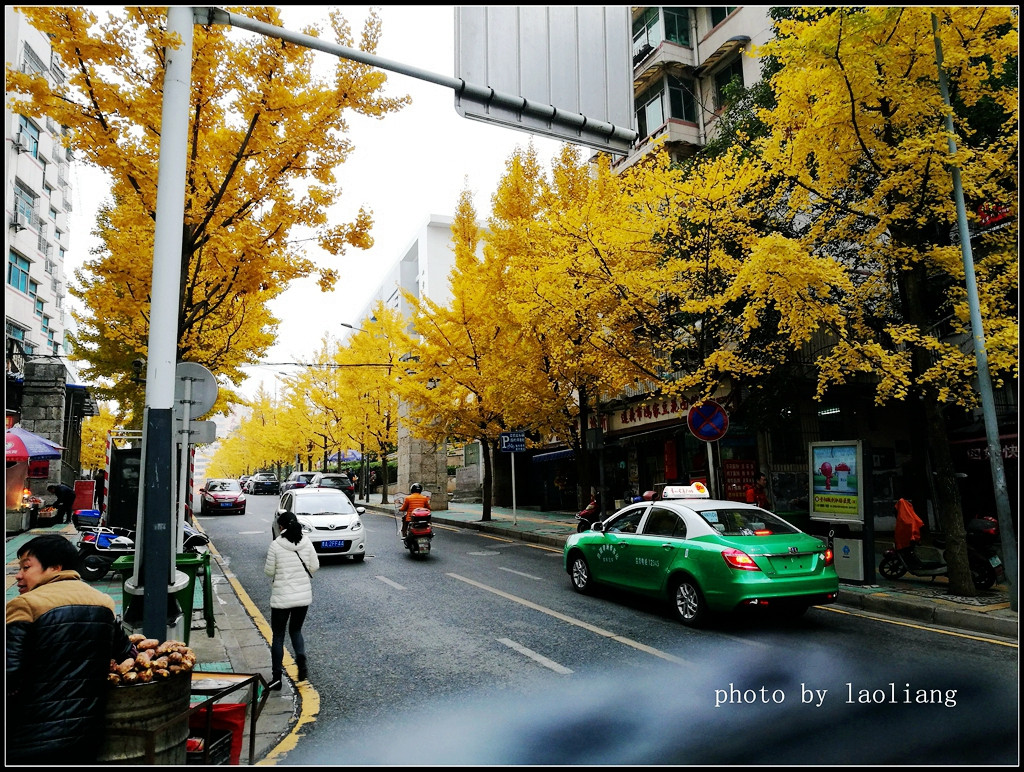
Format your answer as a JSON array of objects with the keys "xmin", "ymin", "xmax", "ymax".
[
  {"xmin": 245, "ymin": 472, "xmax": 280, "ymax": 495},
  {"xmin": 307, "ymin": 472, "xmax": 356, "ymax": 501},
  {"xmin": 563, "ymin": 482, "xmax": 838, "ymax": 627},
  {"xmin": 281, "ymin": 471, "xmax": 318, "ymax": 493},
  {"xmin": 273, "ymin": 488, "xmax": 366, "ymax": 561},
  {"xmin": 198, "ymin": 478, "xmax": 246, "ymax": 515}
]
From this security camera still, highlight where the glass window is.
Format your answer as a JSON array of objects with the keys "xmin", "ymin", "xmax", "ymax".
[
  {"xmin": 632, "ymin": 7, "xmax": 661, "ymax": 58},
  {"xmin": 14, "ymin": 183, "xmax": 36, "ymax": 220},
  {"xmin": 664, "ymin": 8, "xmax": 690, "ymax": 46},
  {"xmin": 643, "ymin": 507, "xmax": 687, "ymax": 538},
  {"xmin": 6, "ymin": 322, "xmax": 27, "ymax": 343},
  {"xmin": 714, "ymin": 57, "xmax": 745, "ymax": 111},
  {"xmin": 8, "ymin": 251, "xmax": 31, "ymax": 293},
  {"xmin": 34, "ymin": 298, "xmax": 45, "ymax": 317},
  {"xmin": 17, "ymin": 116, "xmax": 40, "ymax": 158},
  {"xmin": 606, "ymin": 508, "xmax": 645, "ymax": 534},
  {"xmin": 697, "ymin": 508, "xmax": 800, "ymax": 536},
  {"xmin": 668, "ymin": 75, "xmax": 698, "ymax": 123},
  {"xmin": 635, "ymin": 82, "xmax": 665, "ymax": 138},
  {"xmin": 711, "ymin": 7, "xmax": 737, "ymax": 28}
]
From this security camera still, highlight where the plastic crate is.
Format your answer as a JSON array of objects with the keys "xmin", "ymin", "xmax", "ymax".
[{"xmin": 186, "ymin": 728, "xmax": 232, "ymax": 765}]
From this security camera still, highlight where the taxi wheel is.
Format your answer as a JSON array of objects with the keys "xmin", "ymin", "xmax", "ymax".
[
  {"xmin": 569, "ymin": 553, "xmax": 593, "ymax": 594},
  {"xmin": 672, "ymin": 577, "xmax": 707, "ymax": 627}
]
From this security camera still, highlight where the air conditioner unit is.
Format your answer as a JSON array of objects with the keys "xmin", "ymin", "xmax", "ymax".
[{"xmin": 14, "ymin": 132, "xmax": 33, "ymax": 153}]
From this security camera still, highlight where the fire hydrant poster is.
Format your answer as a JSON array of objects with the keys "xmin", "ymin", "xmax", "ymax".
[{"xmin": 809, "ymin": 441, "xmax": 863, "ymax": 523}]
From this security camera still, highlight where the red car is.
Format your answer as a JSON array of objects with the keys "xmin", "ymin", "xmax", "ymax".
[{"xmin": 199, "ymin": 479, "xmax": 246, "ymax": 515}]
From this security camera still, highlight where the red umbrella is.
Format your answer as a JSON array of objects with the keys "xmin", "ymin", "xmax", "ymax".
[{"xmin": 5, "ymin": 427, "xmax": 63, "ymax": 462}]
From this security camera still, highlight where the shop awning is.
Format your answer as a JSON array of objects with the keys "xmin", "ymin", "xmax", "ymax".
[{"xmin": 531, "ymin": 449, "xmax": 575, "ymax": 463}]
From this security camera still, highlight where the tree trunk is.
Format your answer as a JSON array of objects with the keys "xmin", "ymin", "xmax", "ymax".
[{"xmin": 900, "ymin": 258, "xmax": 975, "ymax": 595}]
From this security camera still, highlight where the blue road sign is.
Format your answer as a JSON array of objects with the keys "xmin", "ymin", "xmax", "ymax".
[
  {"xmin": 499, "ymin": 431, "xmax": 526, "ymax": 453},
  {"xmin": 687, "ymin": 401, "xmax": 729, "ymax": 442}
]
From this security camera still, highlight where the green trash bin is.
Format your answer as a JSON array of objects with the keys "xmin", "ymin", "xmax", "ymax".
[{"xmin": 112, "ymin": 553, "xmax": 204, "ymax": 645}]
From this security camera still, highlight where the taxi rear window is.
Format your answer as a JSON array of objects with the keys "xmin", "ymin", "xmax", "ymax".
[{"xmin": 697, "ymin": 508, "xmax": 800, "ymax": 536}]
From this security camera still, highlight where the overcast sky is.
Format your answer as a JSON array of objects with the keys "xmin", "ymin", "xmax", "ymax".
[{"xmin": 67, "ymin": 6, "xmax": 566, "ymax": 400}]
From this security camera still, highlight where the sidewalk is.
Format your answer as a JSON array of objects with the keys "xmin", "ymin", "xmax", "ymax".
[{"xmin": 6, "ymin": 497, "xmax": 1016, "ymax": 764}]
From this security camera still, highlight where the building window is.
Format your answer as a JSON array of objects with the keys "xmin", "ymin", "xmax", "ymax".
[
  {"xmin": 8, "ymin": 251, "xmax": 32, "ymax": 294},
  {"xmin": 714, "ymin": 57, "xmax": 745, "ymax": 111},
  {"xmin": 632, "ymin": 7, "xmax": 661, "ymax": 59},
  {"xmin": 49, "ymin": 206, "xmax": 58, "ymax": 221},
  {"xmin": 711, "ymin": 7, "xmax": 738, "ymax": 28},
  {"xmin": 635, "ymin": 82, "xmax": 665, "ymax": 139},
  {"xmin": 55, "ymin": 229, "xmax": 64, "ymax": 244},
  {"xmin": 21, "ymin": 43, "xmax": 47, "ymax": 76},
  {"xmin": 668, "ymin": 75, "xmax": 698, "ymax": 123},
  {"xmin": 41, "ymin": 315, "xmax": 51, "ymax": 338},
  {"xmin": 44, "ymin": 259, "xmax": 56, "ymax": 275},
  {"xmin": 35, "ymin": 298, "xmax": 45, "ymax": 317},
  {"xmin": 663, "ymin": 8, "xmax": 690, "ymax": 46},
  {"xmin": 17, "ymin": 116, "xmax": 40, "ymax": 159},
  {"xmin": 14, "ymin": 183, "xmax": 37, "ymax": 220}
]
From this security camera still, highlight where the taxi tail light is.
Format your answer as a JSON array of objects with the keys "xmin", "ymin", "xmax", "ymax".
[
  {"xmin": 823, "ymin": 548, "xmax": 834, "ymax": 566},
  {"xmin": 722, "ymin": 548, "xmax": 761, "ymax": 571}
]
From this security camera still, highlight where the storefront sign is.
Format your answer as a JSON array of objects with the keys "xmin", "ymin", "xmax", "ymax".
[{"xmin": 607, "ymin": 397, "xmax": 689, "ymax": 433}]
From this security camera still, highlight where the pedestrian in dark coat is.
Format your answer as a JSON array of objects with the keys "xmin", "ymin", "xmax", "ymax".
[
  {"xmin": 6, "ymin": 534, "xmax": 135, "ymax": 764},
  {"xmin": 46, "ymin": 482, "xmax": 76, "ymax": 524}
]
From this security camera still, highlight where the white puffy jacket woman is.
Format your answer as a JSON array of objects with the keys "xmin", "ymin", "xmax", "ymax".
[{"xmin": 264, "ymin": 510, "xmax": 319, "ymax": 689}]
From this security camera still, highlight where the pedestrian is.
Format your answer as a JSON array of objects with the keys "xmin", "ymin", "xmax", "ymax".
[
  {"xmin": 46, "ymin": 482, "xmax": 76, "ymax": 524},
  {"xmin": 744, "ymin": 472, "xmax": 771, "ymax": 510},
  {"xmin": 264, "ymin": 510, "xmax": 319, "ymax": 690},
  {"xmin": 6, "ymin": 534, "xmax": 135, "ymax": 764}
]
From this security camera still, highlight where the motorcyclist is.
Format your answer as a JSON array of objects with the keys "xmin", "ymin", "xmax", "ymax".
[{"xmin": 398, "ymin": 483, "xmax": 430, "ymax": 538}]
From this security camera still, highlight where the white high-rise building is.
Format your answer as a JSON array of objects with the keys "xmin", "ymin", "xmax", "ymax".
[{"xmin": 5, "ymin": 7, "xmax": 75, "ymax": 382}]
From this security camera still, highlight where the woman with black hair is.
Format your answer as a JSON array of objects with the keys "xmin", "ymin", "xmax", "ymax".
[{"xmin": 264, "ymin": 511, "xmax": 319, "ymax": 690}]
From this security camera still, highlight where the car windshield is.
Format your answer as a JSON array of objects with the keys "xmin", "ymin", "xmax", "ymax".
[
  {"xmin": 695, "ymin": 508, "xmax": 800, "ymax": 536},
  {"xmin": 296, "ymin": 496, "xmax": 355, "ymax": 515},
  {"xmin": 208, "ymin": 480, "xmax": 240, "ymax": 492}
]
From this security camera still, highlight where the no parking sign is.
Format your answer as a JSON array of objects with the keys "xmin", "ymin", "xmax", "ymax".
[{"xmin": 687, "ymin": 401, "xmax": 729, "ymax": 442}]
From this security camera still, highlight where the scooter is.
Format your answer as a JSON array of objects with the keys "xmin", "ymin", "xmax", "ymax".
[
  {"xmin": 575, "ymin": 497, "xmax": 602, "ymax": 533},
  {"xmin": 76, "ymin": 521, "xmax": 210, "ymax": 582},
  {"xmin": 878, "ymin": 517, "xmax": 1001, "ymax": 591},
  {"xmin": 402, "ymin": 507, "xmax": 434, "ymax": 558}
]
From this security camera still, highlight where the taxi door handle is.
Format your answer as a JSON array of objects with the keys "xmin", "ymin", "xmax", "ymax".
[{"xmin": 661, "ymin": 544, "xmax": 674, "ymax": 550}]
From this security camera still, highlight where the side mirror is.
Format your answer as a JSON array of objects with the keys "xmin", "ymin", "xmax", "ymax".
[
  {"xmin": 356, "ymin": 506, "xmax": 366, "ymax": 514},
  {"xmin": 592, "ymin": 521, "xmax": 606, "ymax": 533}
]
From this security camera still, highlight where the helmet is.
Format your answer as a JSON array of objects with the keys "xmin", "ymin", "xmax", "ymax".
[{"xmin": 410, "ymin": 483, "xmax": 423, "ymax": 494}]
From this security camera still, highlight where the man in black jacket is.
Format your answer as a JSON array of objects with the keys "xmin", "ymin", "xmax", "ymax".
[
  {"xmin": 6, "ymin": 534, "xmax": 135, "ymax": 764},
  {"xmin": 46, "ymin": 482, "xmax": 77, "ymax": 524}
]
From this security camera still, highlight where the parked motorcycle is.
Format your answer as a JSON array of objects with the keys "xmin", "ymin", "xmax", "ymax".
[
  {"xmin": 878, "ymin": 517, "xmax": 1001, "ymax": 591},
  {"xmin": 76, "ymin": 521, "xmax": 210, "ymax": 582},
  {"xmin": 402, "ymin": 507, "xmax": 434, "ymax": 558}
]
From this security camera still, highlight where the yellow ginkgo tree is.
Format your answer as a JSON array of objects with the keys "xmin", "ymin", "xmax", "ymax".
[{"xmin": 6, "ymin": 6, "xmax": 409, "ymax": 419}]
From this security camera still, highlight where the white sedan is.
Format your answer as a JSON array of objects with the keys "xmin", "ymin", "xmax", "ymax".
[{"xmin": 273, "ymin": 488, "xmax": 366, "ymax": 561}]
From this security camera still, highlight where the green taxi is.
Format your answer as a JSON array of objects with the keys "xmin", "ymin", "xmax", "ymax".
[{"xmin": 563, "ymin": 483, "xmax": 838, "ymax": 626}]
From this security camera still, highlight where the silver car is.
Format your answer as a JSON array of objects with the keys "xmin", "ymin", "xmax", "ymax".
[{"xmin": 273, "ymin": 488, "xmax": 366, "ymax": 561}]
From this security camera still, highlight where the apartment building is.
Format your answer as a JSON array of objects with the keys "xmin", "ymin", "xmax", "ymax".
[
  {"xmin": 5, "ymin": 7, "xmax": 74, "ymax": 374},
  {"xmin": 619, "ymin": 6, "xmax": 773, "ymax": 171},
  {"xmin": 6, "ymin": 8, "xmax": 97, "ymax": 491}
]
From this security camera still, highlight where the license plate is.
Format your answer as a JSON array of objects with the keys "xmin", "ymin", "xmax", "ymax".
[
  {"xmin": 220, "ymin": 502, "xmax": 233, "ymax": 506},
  {"xmin": 989, "ymin": 555, "xmax": 1002, "ymax": 567},
  {"xmin": 320, "ymin": 540, "xmax": 347, "ymax": 549}
]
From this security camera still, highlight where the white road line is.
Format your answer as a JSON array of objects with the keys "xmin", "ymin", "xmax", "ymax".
[
  {"xmin": 239, "ymin": 531, "xmax": 265, "ymax": 535},
  {"xmin": 447, "ymin": 573, "xmax": 691, "ymax": 666},
  {"xmin": 376, "ymin": 575, "xmax": 406, "ymax": 590},
  {"xmin": 498, "ymin": 637, "xmax": 573, "ymax": 674},
  {"xmin": 498, "ymin": 566, "xmax": 543, "ymax": 580}
]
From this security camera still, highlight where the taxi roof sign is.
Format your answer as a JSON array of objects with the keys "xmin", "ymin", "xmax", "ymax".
[{"xmin": 661, "ymin": 483, "xmax": 710, "ymax": 500}]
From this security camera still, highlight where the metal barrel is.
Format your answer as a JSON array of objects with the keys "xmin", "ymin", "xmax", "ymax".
[{"xmin": 97, "ymin": 673, "xmax": 192, "ymax": 764}]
